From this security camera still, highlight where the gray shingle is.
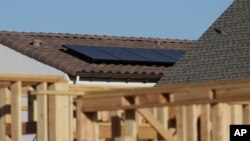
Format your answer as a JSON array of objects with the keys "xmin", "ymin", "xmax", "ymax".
[{"xmin": 158, "ymin": 0, "xmax": 250, "ymax": 85}]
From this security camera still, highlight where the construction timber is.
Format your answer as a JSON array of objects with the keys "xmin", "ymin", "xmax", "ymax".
[{"xmin": 1, "ymin": 74, "xmax": 250, "ymax": 141}]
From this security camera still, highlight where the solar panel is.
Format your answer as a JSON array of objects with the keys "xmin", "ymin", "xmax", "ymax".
[
  {"xmin": 63, "ymin": 45, "xmax": 185, "ymax": 66},
  {"xmin": 124, "ymin": 48, "xmax": 176, "ymax": 63},
  {"xmin": 97, "ymin": 47, "xmax": 147, "ymax": 62},
  {"xmin": 154, "ymin": 49, "xmax": 185, "ymax": 60},
  {"xmin": 64, "ymin": 45, "xmax": 118, "ymax": 62}
]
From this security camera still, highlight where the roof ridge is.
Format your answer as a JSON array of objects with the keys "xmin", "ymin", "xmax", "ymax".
[{"xmin": 0, "ymin": 30, "xmax": 194, "ymax": 43}]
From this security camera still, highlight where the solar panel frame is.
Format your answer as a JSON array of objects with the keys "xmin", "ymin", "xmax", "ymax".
[{"xmin": 63, "ymin": 45, "xmax": 184, "ymax": 66}]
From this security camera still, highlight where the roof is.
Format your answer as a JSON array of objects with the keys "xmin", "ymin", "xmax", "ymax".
[
  {"xmin": 158, "ymin": 0, "xmax": 250, "ymax": 84},
  {"xmin": 0, "ymin": 31, "xmax": 193, "ymax": 81}
]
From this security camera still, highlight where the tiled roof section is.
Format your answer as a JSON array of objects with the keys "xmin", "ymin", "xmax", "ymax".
[
  {"xmin": 0, "ymin": 31, "xmax": 193, "ymax": 81},
  {"xmin": 158, "ymin": 0, "xmax": 250, "ymax": 84}
]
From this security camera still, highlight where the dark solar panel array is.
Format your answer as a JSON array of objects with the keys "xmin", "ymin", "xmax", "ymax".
[{"xmin": 63, "ymin": 45, "xmax": 185, "ymax": 66}]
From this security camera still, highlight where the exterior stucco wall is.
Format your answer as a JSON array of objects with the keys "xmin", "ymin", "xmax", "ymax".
[
  {"xmin": 74, "ymin": 80, "xmax": 155, "ymax": 87},
  {"xmin": 0, "ymin": 44, "xmax": 69, "ymax": 79}
]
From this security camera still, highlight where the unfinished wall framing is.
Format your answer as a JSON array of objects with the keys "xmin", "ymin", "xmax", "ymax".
[{"xmin": 1, "ymin": 74, "xmax": 250, "ymax": 141}]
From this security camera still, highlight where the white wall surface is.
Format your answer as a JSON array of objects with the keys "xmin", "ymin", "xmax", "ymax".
[
  {"xmin": 75, "ymin": 80, "xmax": 155, "ymax": 88},
  {"xmin": 0, "ymin": 44, "xmax": 68, "ymax": 79}
]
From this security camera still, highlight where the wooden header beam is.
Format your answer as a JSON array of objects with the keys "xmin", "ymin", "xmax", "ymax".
[
  {"xmin": 31, "ymin": 90, "xmax": 85, "ymax": 96},
  {"xmin": 79, "ymin": 82, "xmax": 250, "ymax": 112},
  {"xmin": 0, "ymin": 74, "xmax": 67, "ymax": 83},
  {"xmin": 83, "ymin": 79, "xmax": 250, "ymax": 97},
  {"xmin": 28, "ymin": 78, "xmax": 250, "ymax": 112}
]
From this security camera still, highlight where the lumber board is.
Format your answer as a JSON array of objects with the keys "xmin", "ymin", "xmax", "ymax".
[
  {"xmin": 173, "ymin": 89, "xmax": 213, "ymax": 102},
  {"xmin": 4, "ymin": 92, "xmax": 11, "ymax": 124},
  {"xmin": 138, "ymin": 94, "xmax": 167, "ymax": 105},
  {"xmin": 83, "ymin": 87, "xmax": 247, "ymax": 101},
  {"xmin": 243, "ymin": 105, "xmax": 250, "ymax": 124},
  {"xmin": 0, "ymin": 87, "xmax": 9, "ymax": 141},
  {"xmin": 186, "ymin": 105, "xmax": 198, "ymax": 141},
  {"xmin": 37, "ymin": 82, "xmax": 48, "ymax": 141},
  {"xmin": 76, "ymin": 99, "xmax": 84, "ymax": 141},
  {"xmin": 83, "ymin": 112, "xmax": 99, "ymax": 141},
  {"xmin": 137, "ymin": 109, "xmax": 176, "ymax": 141},
  {"xmin": 77, "ymin": 99, "xmax": 99, "ymax": 141},
  {"xmin": 156, "ymin": 107, "xmax": 168, "ymax": 129},
  {"xmin": 211, "ymin": 103, "xmax": 230, "ymax": 141},
  {"xmin": 48, "ymin": 82, "xmax": 71, "ymax": 141},
  {"xmin": 83, "ymin": 79, "xmax": 250, "ymax": 98},
  {"xmin": 176, "ymin": 106, "xmax": 187, "ymax": 141},
  {"xmin": 0, "ymin": 82, "xmax": 11, "ymax": 88},
  {"xmin": 156, "ymin": 107, "xmax": 168, "ymax": 141},
  {"xmin": 229, "ymin": 101, "xmax": 250, "ymax": 104},
  {"xmin": 69, "ymin": 95, "xmax": 74, "ymax": 141},
  {"xmin": 10, "ymin": 81, "xmax": 22, "ymax": 141},
  {"xmin": 0, "ymin": 74, "xmax": 67, "ymax": 83},
  {"xmin": 81, "ymin": 96, "xmax": 133, "ymax": 111},
  {"xmin": 231, "ymin": 104, "xmax": 243, "ymax": 124},
  {"xmin": 31, "ymin": 90, "xmax": 85, "ymax": 96},
  {"xmin": 79, "ymin": 89, "xmax": 250, "ymax": 112},
  {"xmin": 69, "ymin": 84, "xmax": 128, "ymax": 92},
  {"xmin": 200, "ymin": 104, "xmax": 211, "ymax": 141},
  {"xmin": 216, "ymin": 86, "xmax": 250, "ymax": 98}
]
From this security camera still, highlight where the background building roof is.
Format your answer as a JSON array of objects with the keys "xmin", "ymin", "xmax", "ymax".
[
  {"xmin": 0, "ymin": 31, "xmax": 193, "ymax": 81},
  {"xmin": 158, "ymin": 0, "xmax": 250, "ymax": 84}
]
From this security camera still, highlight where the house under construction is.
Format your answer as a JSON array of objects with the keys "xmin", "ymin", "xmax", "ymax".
[{"xmin": 0, "ymin": 0, "xmax": 250, "ymax": 141}]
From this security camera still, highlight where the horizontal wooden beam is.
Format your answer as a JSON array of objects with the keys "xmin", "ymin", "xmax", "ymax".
[
  {"xmin": 0, "ymin": 74, "xmax": 67, "ymax": 83},
  {"xmin": 80, "ymin": 87, "xmax": 250, "ymax": 111},
  {"xmin": 69, "ymin": 85, "xmax": 131, "ymax": 92},
  {"xmin": 216, "ymin": 86, "xmax": 250, "ymax": 98},
  {"xmin": 32, "ymin": 85, "xmax": 135, "ymax": 96},
  {"xmin": 84, "ymin": 79, "xmax": 250, "ymax": 98},
  {"xmin": 31, "ymin": 90, "xmax": 85, "ymax": 96},
  {"xmin": 0, "ymin": 82, "xmax": 11, "ymax": 88}
]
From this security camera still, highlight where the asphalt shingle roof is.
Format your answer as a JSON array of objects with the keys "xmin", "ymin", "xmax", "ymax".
[{"xmin": 158, "ymin": 0, "xmax": 250, "ymax": 84}]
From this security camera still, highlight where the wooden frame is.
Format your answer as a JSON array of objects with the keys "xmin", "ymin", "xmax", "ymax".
[{"xmin": 1, "ymin": 74, "xmax": 250, "ymax": 141}]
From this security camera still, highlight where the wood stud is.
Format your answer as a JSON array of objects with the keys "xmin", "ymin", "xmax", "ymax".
[
  {"xmin": 37, "ymin": 82, "xmax": 48, "ymax": 141},
  {"xmin": 11, "ymin": 81, "xmax": 22, "ymax": 141},
  {"xmin": 0, "ymin": 87, "xmax": 10, "ymax": 141}
]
